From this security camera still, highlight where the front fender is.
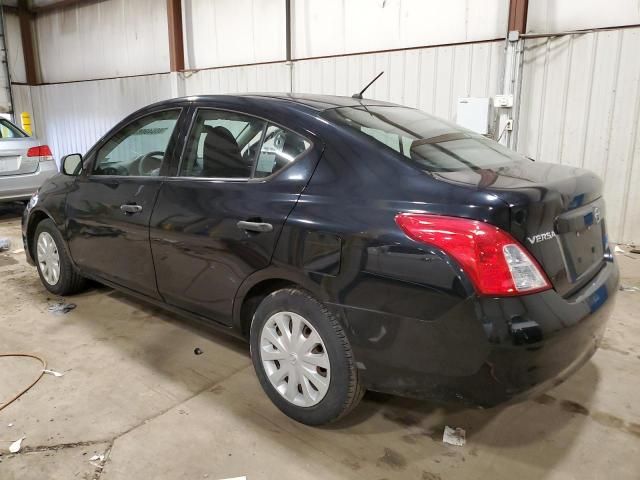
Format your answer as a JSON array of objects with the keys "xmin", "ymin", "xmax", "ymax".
[{"xmin": 22, "ymin": 173, "xmax": 75, "ymax": 265}]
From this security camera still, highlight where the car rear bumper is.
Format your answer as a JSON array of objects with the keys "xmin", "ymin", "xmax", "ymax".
[
  {"xmin": 0, "ymin": 160, "xmax": 57, "ymax": 201},
  {"xmin": 329, "ymin": 259, "xmax": 619, "ymax": 407}
]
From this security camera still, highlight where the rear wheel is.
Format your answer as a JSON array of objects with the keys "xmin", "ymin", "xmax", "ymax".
[
  {"xmin": 34, "ymin": 219, "xmax": 86, "ymax": 295},
  {"xmin": 250, "ymin": 288, "xmax": 364, "ymax": 425}
]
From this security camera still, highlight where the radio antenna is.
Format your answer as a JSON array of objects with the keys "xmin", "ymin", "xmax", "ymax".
[{"xmin": 352, "ymin": 71, "xmax": 384, "ymax": 99}]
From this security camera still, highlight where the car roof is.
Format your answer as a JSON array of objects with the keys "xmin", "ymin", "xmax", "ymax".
[
  {"xmin": 160, "ymin": 93, "xmax": 400, "ymax": 113},
  {"xmin": 240, "ymin": 93, "xmax": 399, "ymax": 111}
]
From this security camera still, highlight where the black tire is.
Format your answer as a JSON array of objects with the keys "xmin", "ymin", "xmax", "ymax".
[
  {"xmin": 34, "ymin": 218, "xmax": 86, "ymax": 295},
  {"xmin": 250, "ymin": 288, "xmax": 364, "ymax": 425}
]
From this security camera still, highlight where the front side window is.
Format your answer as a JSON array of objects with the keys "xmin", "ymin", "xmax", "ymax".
[
  {"xmin": 180, "ymin": 109, "xmax": 312, "ymax": 179},
  {"xmin": 322, "ymin": 106, "xmax": 526, "ymax": 172},
  {"xmin": 93, "ymin": 109, "xmax": 180, "ymax": 177}
]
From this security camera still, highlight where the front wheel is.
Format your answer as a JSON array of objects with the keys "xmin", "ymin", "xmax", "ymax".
[
  {"xmin": 34, "ymin": 219, "xmax": 86, "ymax": 295},
  {"xmin": 250, "ymin": 288, "xmax": 364, "ymax": 425}
]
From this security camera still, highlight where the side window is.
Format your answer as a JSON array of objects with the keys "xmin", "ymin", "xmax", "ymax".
[
  {"xmin": 0, "ymin": 119, "xmax": 27, "ymax": 138},
  {"xmin": 93, "ymin": 109, "xmax": 180, "ymax": 177},
  {"xmin": 254, "ymin": 125, "xmax": 311, "ymax": 178},
  {"xmin": 180, "ymin": 110, "xmax": 266, "ymax": 178},
  {"xmin": 362, "ymin": 126, "xmax": 400, "ymax": 152}
]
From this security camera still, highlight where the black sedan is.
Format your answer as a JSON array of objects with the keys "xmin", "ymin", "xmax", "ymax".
[{"xmin": 22, "ymin": 94, "xmax": 619, "ymax": 425}]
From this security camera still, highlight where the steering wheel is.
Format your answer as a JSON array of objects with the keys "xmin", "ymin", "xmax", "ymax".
[{"xmin": 138, "ymin": 151, "xmax": 165, "ymax": 176}]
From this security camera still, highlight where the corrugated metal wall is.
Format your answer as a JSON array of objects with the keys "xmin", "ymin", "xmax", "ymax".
[
  {"xmin": 183, "ymin": 0, "xmax": 285, "ymax": 69},
  {"xmin": 184, "ymin": 63, "xmax": 290, "ymax": 96},
  {"xmin": 14, "ymin": 40, "xmax": 504, "ymax": 159},
  {"xmin": 291, "ymin": 0, "xmax": 508, "ymax": 58},
  {"xmin": 527, "ymin": 0, "xmax": 640, "ymax": 33},
  {"xmin": 0, "ymin": 13, "xmax": 12, "ymax": 113},
  {"xmin": 6, "ymin": 0, "xmax": 640, "ymax": 243},
  {"xmin": 22, "ymin": 0, "xmax": 509, "ymax": 80},
  {"xmin": 293, "ymin": 41, "xmax": 504, "ymax": 124},
  {"xmin": 13, "ymin": 74, "xmax": 173, "ymax": 160},
  {"xmin": 517, "ymin": 27, "xmax": 640, "ymax": 244},
  {"xmin": 3, "ymin": 13, "xmax": 25, "ymax": 85},
  {"xmin": 34, "ymin": 0, "xmax": 170, "ymax": 83}
]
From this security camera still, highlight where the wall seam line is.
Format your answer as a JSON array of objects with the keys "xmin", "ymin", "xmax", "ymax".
[
  {"xmin": 578, "ymin": 32, "xmax": 599, "ymax": 169},
  {"xmin": 556, "ymin": 35, "xmax": 574, "ymax": 165}
]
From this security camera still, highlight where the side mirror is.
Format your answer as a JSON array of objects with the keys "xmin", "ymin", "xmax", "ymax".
[{"xmin": 61, "ymin": 153, "xmax": 83, "ymax": 176}]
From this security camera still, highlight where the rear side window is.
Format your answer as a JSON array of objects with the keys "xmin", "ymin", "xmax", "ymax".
[
  {"xmin": 180, "ymin": 110, "xmax": 266, "ymax": 178},
  {"xmin": 180, "ymin": 109, "xmax": 311, "ymax": 179},
  {"xmin": 0, "ymin": 118, "xmax": 27, "ymax": 138},
  {"xmin": 254, "ymin": 125, "xmax": 311, "ymax": 178},
  {"xmin": 322, "ymin": 106, "xmax": 524, "ymax": 172}
]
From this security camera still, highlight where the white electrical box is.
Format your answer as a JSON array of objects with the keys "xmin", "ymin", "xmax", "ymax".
[
  {"xmin": 493, "ymin": 94, "xmax": 514, "ymax": 108},
  {"xmin": 456, "ymin": 97, "xmax": 490, "ymax": 135}
]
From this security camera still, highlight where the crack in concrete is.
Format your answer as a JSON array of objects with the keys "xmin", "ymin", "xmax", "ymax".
[
  {"xmin": 90, "ymin": 444, "xmax": 113, "ymax": 480},
  {"xmin": 110, "ymin": 363, "xmax": 252, "ymax": 444},
  {"xmin": 4, "ymin": 439, "xmax": 111, "ymax": 455},
  {"xmin": 1, "ymin": 362, "xmax": 252, "ymax": 477}
]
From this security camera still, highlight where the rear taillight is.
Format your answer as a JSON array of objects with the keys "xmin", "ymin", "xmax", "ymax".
[
  {"xmin": 394, "ymin": 213, "xmax": 551, "ymax": 296},
  {"xmin": 27, "ymin": 145, "xmax": 54, "ymax": 161}
]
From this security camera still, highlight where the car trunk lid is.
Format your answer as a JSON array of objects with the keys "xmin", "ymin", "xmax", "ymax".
[
  {"xmin": 318, "ymin": 105, "xmax": 609, "ymax": 297},
  {"xmin": 0, "ymin": 138, "xmax": 41, "ymax": 176},
  {"xmin": 433, "ymin": 162, "xmax": 608, "ymax": 297}
]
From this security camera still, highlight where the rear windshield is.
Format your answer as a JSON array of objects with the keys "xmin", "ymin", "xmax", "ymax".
[
  {"xmin": 0, "ymin": 118, "xmax": 27, "ymax": 138},
  {"xmin": 322, "ymin": 105, "xmax": 524, "ymax": 172}
]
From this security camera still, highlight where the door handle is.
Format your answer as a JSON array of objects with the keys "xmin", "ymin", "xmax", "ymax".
[
  {"xmin": 120, "ymin": 204, "xmax": 143, "ymax": 214},
  {"xmin": 237, "ymin": 220, "xmax": 273, "ymax": 233}
]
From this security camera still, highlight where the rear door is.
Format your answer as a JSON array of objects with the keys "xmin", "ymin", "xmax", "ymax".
[
  {"xmin": 66, "ymin": 107, "xmax": 186, "ymax": 298},
  {"xmin": 149, "ymin": 107, "xmax": 321, "ymax": 324}
]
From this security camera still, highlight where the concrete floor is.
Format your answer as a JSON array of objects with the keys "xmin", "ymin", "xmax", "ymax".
[{"xmin": 0, "ymin": 203, "xmax": 639, "ymax": 480}]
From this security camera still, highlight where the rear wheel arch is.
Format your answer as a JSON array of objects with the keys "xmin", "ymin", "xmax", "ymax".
[
  {"xmin": 235, "ymin": 270, "xmax": 330, "ymax": 338},
  {"xmin": 237, "ymin": 278, "xmax": 298, "ymax": 339}
]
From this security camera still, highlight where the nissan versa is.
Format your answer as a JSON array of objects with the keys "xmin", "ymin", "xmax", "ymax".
[{"xmin": 22, "ymin": 94, "xmax": 618, "ymax": 425}]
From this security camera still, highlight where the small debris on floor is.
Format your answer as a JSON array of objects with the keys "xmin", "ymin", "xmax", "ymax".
[
  {"xmin": 89, "ymin": 453, "xmax": 105, "ymax": 468},
  {"xmin": 0, "ymin": 238, "xmax": 11, "ymax": 251},
  {"xmin": 619, "ymin": 285, "xmax": 640, "ymax": 292},
  {"xmin": 43, "ymin": 369, "xmax": 64, "ymax": 377},
  {"xmin": 47, "ymin": 302, "xmax": 76, "ymax": 314},
  {"xmin": 9, "ymin": 437, "xmax": 24, "ymax": 453},
  {"xmin": 7, "ymin": 423, "xmax": 13, "ymax": 428},
  {"xmin": 194, "ymin": 347, "xmax": 204, "ymax": 355},
  {"xmin": 614, "ymin": 245, "xmax": 638, "ymax": 259},
  {"xmin": 442, "ymin": 426, "xmax": 466, "ymax": 447},
  {"xmin": 11, "ymin": 248, "xmax": 24, "ymax": 254}
]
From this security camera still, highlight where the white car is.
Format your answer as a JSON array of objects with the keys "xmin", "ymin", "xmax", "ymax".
[{"xmin": 0, "ymin": 117, "xmax": 57, "ymax": 201}]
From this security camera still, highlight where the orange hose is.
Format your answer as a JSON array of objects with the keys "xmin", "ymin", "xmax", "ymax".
[{"xmin": 0, "ymin": 354, "xmax": 47, "ymax": 412}]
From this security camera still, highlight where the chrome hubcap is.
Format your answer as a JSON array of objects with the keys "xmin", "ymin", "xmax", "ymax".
[
  {"xmin": 37, "ymin": 232, "xmax": 60, "ymax": 285},
  {"xmin": 260, "ymin": 311, "xmax": 331, "ymax": 407}
]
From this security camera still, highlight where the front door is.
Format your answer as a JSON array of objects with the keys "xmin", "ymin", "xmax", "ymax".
[
  {"xmin": 150, "ymin": 107, "xmax": 321, "ymax": 324},
  {"xmin": 66, "ymin": 108, "xmax": 184, "ymax": 298}
]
